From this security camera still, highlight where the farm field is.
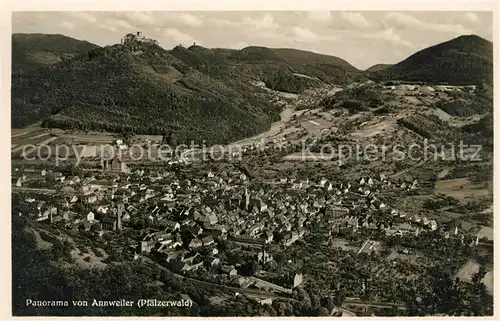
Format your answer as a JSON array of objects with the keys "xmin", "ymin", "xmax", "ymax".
[
  {"xmin": 435, "ymin": 178, "xmax": 492, "ymax": 204},
  {"xmin": 425, "ymin": 107, "xmax": 452, "ymax": 122},
  {"xmin": 130, "ymin": 135, "xmax": 164, "ymax": 145},
  {"xmin": 283, "ymin": 152, "xmax": 340, "ymax": 162},
  {"xmin": 57, "ymin": 132, "xmax": 116, "ymax": 144},
  {"xmin": 11, "ymin": 129, "xmax": 48, "ymax": 145},
  {"xmin": 483, "ymin": 271, "xmax": 493, "ymax": 295},
  {"xmin": 455, "ymin": 260, "xmax": 493, "ymax": 295},
  {"xmin": 301, "ymin": 117, "xmax": 333, "ymax": 136},
  {"xmin": 11, "ymin": 125, "xmax": 165, "ymax": 161},
  {"xmin": 476, "ymin": 226, "xmax": 493, "ymax": 241},
  {"xmin": 455, "ymin": 260, "xmax": 480, "ymax": 282},
  {"xmin": 11, "ymin": 126, "xmax": 42, "ymax": 138},
  {"xmin": 350, "ymin": 118, "xmax": 396, "ymax": 139},
  {"xmin": 329, "ymin": 238, "xmax": 359, "ymax": 252}
]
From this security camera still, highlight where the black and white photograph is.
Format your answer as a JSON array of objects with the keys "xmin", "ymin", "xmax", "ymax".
[{"xmin": 7, "ymin": 3, "xmax": 496, "ymax": 318}]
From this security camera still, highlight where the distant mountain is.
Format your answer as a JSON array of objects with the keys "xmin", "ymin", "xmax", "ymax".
[
  {"xmin": 167, "ymin": 45, "xmax": 365, "ymax": 94},
  {"xmin": 373, "ymin": 35, "xmax": 493, "ymax": 85},
  {"xmin": 365, "ymin": 64, "xmax": 392, "ymax": 72},
  {"xmin": 12, "ymin": 34, "xmax": 366, "ymax": 143},
  {"xmin": 232, "ymin": 47, "xmax": 358, "ymax": 70},
  {"xmin": 226, "ymin": 46, "xmax": 365, "ymax": 93},
  {"xmin": 12, "ymin": 33, "xmax": 99, "ymax": 72}
]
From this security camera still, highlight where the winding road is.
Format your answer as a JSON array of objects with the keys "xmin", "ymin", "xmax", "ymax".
[{"xmin": 180, "ymin": 107, "xmax": 294, "ymax": 162}]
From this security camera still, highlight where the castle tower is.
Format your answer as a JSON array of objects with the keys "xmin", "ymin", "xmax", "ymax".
[
  {"xmin": 245, "ymin": 188, "xmax": 250, "ymax": 211},
  {"xmin": 261, "ymin": 244, "xmax": 266, "ymax": 271}
]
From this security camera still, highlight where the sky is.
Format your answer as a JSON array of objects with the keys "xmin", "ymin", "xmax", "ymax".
[{"xmin": 12, "ymin": 11, "xmax": 493, "ymax": 70}]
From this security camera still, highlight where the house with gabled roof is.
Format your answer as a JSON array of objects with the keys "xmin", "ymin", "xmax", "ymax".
[
  {"xmin": 221, "ymin": 264, "xmax": 238, "ymax": 277},
  {"xmin": 182, "ymin": 252, "xmax": 201, "ymax": 264},
  {"xmin": 189, "ymin": 238, "xmax": 203, "ymax": 248},
  {"xmin": 202, "ymin": 235, "xmax": 215, "ymax": 247},
  {"xmin": 232, "ymin": 276, "xmax": 254, "ymax": 288},
  {"xmin": 200, "ymin": 213, "xmax": 218, "ymax": 225},
  {"xmin": 262, "ymin": 230, "xmax": 274, "ymax": 244},
  {"xmin": 165, "ymin": 250, "xmax": 185, "ymax": 262}
]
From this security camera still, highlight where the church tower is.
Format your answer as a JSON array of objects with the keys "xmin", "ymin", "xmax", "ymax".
[
  {"xmin": 245, "ymin": 188, "xmax": 250, "ymax": 211},
  {"xmin": 116, "ymin": 204, "xmax": 124, "ymax": 232}
]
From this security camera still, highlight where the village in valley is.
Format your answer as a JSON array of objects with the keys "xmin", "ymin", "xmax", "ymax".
[{"xmin": 11, "ymin": 75, "xmax": 494, "ymax": 316}]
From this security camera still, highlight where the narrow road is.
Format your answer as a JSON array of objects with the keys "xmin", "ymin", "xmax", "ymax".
[{"xmin": 357, "ymin": 239, "xmax": 371, "ymax": 255}]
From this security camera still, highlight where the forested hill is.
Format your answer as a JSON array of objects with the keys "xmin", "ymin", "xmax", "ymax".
[
  {"xmin": 223, "ymin": 46, "xmax": 365, "ymax": 93},
  {"xmin": 12, "ymin": 40, "xmax": 281, "ymax": 145},
  {"xmin": 12, "ymin": 33, "xmax": 492, "ymax": 143},
  {"xmin": 11, "ymin": 34, "xmax": 363, "ymax": 144},
  {"xmin": 372, "ymin": 35, "xmax": 493, "ymax": 85},
  {"xmin": 12, "ymin": 33, "xmax": 100, "ymax": 72}
]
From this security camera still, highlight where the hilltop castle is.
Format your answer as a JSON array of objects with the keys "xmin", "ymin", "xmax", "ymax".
[{"xmin": 121, "ymin": 31, "xmax": 158, "ymax": 45}]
